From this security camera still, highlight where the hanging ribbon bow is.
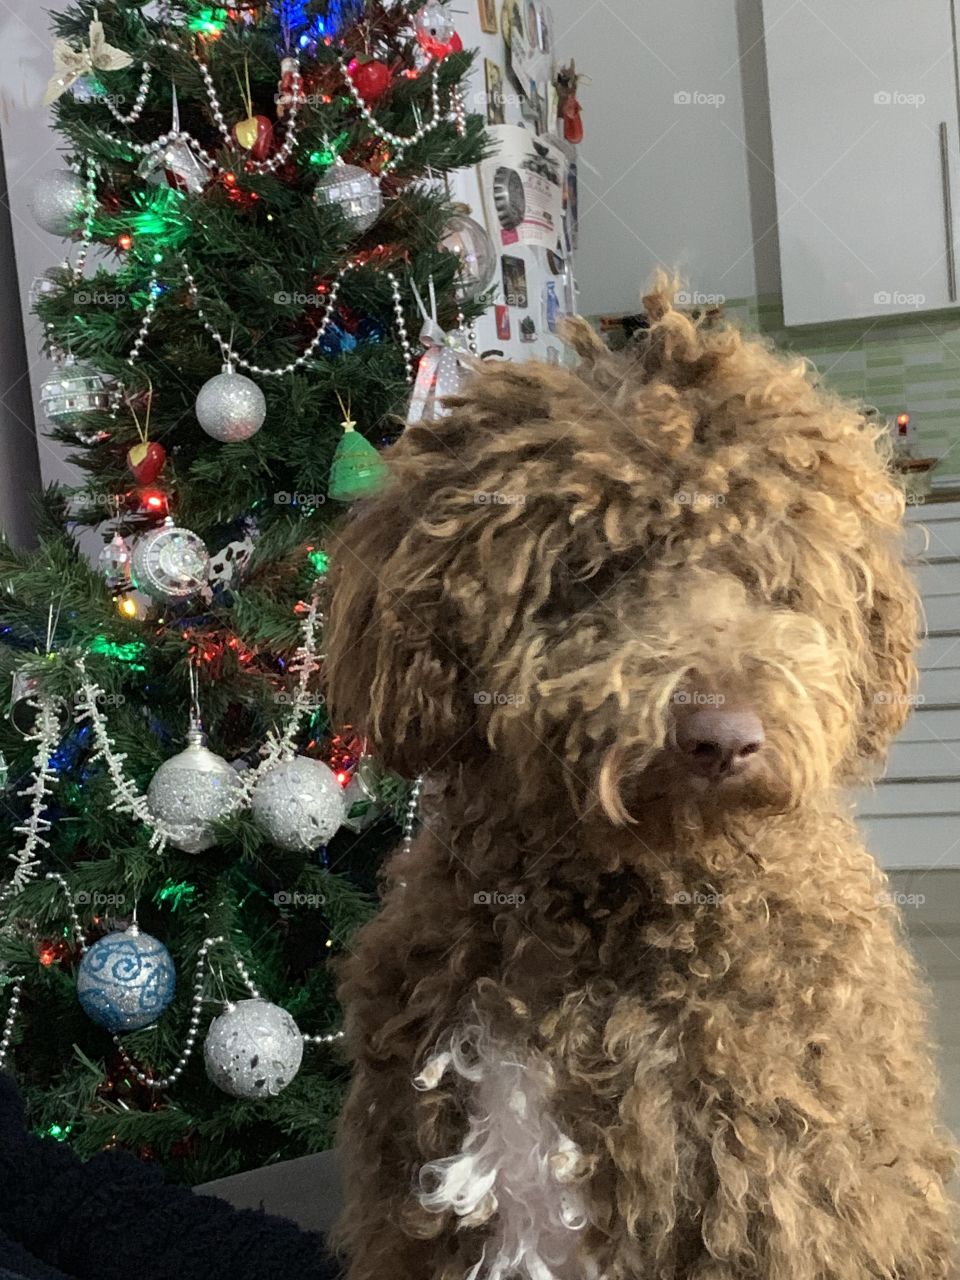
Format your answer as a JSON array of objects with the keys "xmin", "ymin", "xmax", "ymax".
[
  {"xmin": 44, "ymin": 14, "xmax": 133, "ymax": 106},
  {"xmin": 407, "ymin": 276, "xmax": 472, "ymax": 424}
]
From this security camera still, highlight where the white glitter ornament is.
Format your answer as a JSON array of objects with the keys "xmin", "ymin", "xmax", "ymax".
[
  {"xmin": 441, "ymin": 210, "xmax": 497, "ymax": 302},
  {"xmin": 147, "ymin": 722, "xmax": 243, "ymax": 853},
  {"xmin": 131, "ymin": 517, "xmax": 209, "ymax": 600},
  {"xmin": 204, "ymin": 998, "xmax": 303, "ymax": 1098},
  {"xmin": 313, "ymin": 158, "xmax": 382, "ymax": 233},
  {"xmin": 195, "ymin": 365, "xmax": 266, "ymax": 442},
  {"xmin": 250, "ymin": 756, "xmax": 346, "ymax": 852},
  {"xmin": 29, "ymin": 170, "xmax": 87, "ymax": 236}
]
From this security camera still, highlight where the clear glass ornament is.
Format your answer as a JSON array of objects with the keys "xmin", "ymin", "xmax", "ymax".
[
  {"xmin": 99, "ymin": 532, "xmax": 132, "ymax": 587},
  {"xmin": 76, "ymin": 926, "xmax": 176, "ymax": 1032},
  {"xmin": 146, "ymin": 723, "xmax": 243, "ymax": 853},
  {"xmin": 131, "ymin": 517, "xmax": 209, "ymax": 601},
  {"xmin": 415, "ymin": 1, "xmax": 456, "ymax": 47},
  {"xmin": 204, "ymin": 998, "xmax": 303, "ymax": 1099},
  {"xmin": 313, "ymin": 159, "xmax": 383, "ymax": 233},
  {"xmin": 441, "ymin": 211, "xmax": 497, "ymax": 301},
  {"xmin": 250, "ymin": 756, "xmax": 346, "ymax": 852}
]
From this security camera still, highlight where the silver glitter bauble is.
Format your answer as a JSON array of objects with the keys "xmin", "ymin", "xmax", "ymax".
[
  {"xmin": 131, "ymin": 517, "xmax": 209, "ymax": 601},
  {"xmin": 204, "ymin": 998, "xmax": 303, "ymax": 1099},
  {"xmin": 441, "ymin": 211, "xmax": 497, "ymax": 302},
  {"xmin": 29, "ymin": 170, "xmax": 87, "ymax": 237},
  {"xmin": 313, "ymin": 159, "xmax": 383, "ymax": 233},
  {"xmin": 40, "ymin": 356, "xmax": 119, "ymax": 424},
  {"xmin": 250, "ymin": 756, "xmax": 346, "ymax": 852},
  {"xmin": 28, "ymin": 170, "xmax": 86, "ymax": 238},
  {"xmin": 195, "ymin": 367, "xmax": 266, "ymax": 442},
  {"xmin": 76, "ymin": 926, "xmax": 176, "ymax": 1033},
  {"xmin": 147, "ymin": 725, "xmax": 243, "ymax": 853}
]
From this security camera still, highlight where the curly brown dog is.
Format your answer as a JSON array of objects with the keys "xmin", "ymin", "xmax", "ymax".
[{"xmin": 325, "ymin": 280, "xmax": 955, "ymax": 1280}]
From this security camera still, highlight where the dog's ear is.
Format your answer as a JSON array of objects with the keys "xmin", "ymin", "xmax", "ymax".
[
  {"xmin": 851, "ymin": 507, "xmax": 921, "ymax": 766},
  {"xmin": 324, "ymin": 480, "xmax": 474, "ymax": 779}
]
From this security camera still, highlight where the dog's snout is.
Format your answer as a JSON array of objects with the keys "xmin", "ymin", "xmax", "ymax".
[{"xmin": 675, "ymin": 707, "xmax": 765, "ymax": 780}]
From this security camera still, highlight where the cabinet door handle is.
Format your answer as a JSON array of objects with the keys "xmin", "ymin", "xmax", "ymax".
[{"xmin": 940, "ymin": 121, "xmax": 958, "ymax": 302}]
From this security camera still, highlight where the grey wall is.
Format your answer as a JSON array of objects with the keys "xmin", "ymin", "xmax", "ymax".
[
  {"xmin": 0, "ymin": 0, "xmax": 94, "ymax": 512},
  {"xmin": 549, "ymin": 0, "xmax": 780, "ymax": 315}
]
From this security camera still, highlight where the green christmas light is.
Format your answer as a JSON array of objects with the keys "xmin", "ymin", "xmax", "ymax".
[
  {"xmin": 307, "ymin": 549, "xmax": 330, "ymax": 576},
  {"xmin": 44, "ymin": 1122, "xmax": 72, "ymax": 1141},
  {"xmin": 188, "ymin": 7, "xmax": 227, "ymax": 35},
  {"xmin": 309, "ymin": 132, "xmax": 350, "ymax": 166},
  {"xmin": 89, "ymin": 635, "xmax": 146, "ymax": 666},
  {"xmin": 154, "ymin": 879, "xmax": 197, "ymax": 911}
]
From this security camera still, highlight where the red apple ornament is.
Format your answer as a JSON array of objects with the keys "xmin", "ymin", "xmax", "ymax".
[
  {"xmin": 233, "ymin": 114, "xmax": 274, "ymax": 161},
  {"xmin": 126, "ymin": 440, "xmax": 166, "ymax": 484},
  {"xmin": 350, "ymin": 57, "xmax": 391, "ymax": 103}
]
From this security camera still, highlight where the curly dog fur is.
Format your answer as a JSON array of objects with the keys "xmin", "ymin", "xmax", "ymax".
[{"xmin": 325, "ymin": 279, "xmax": 956, "ymax": 1280}]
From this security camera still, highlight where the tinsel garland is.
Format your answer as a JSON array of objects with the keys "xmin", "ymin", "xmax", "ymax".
[{"xmin": 7, "ymin": 700, "xmax": 62, "ymax": 895}]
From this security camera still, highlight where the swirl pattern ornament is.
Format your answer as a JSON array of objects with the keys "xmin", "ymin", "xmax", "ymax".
[{"xmin": 76, "ymin": 926, "xmax": 176, "ymax": 1032}]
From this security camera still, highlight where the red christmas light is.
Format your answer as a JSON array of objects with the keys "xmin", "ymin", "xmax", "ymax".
[{"xmin": 117, "ymin": 232, "xmax": 133, "ymax": 251}]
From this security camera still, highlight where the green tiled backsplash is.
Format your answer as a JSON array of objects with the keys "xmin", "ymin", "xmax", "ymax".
[{"xmin": 723, "ymin": 294, "xmax": 960, "ymax": 488}]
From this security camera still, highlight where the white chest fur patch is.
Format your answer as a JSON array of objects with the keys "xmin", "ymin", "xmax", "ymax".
[{"xmin": 414, "ymin": 1025, "xmax": 595, "ymax": 1280}]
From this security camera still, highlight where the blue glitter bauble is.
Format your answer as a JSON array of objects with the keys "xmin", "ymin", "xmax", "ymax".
[{"xmin": 76, "ymin": 928, "xmax": 176, "ymax": 1033}]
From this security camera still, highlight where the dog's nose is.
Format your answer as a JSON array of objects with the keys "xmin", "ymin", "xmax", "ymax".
[{"xmin": 675, "ymin": 708, "xmax": 765, "ymax": 779}]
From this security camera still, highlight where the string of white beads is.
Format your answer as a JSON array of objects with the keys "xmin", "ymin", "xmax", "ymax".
[
  {"xmin": 44, "ymin": 872, "xmax": 91, "ymax": 953},
  {"xmin": 0, "ymin": 982, "xmax": 23, "ymax": 1070},
  {"xmin": 338, "ymin": 58, "xmax": 442, "ymax": 165},
  {"xmin": 387, "ymin": 269, "xmax": 415, "ymax": 382},
  {"xmin": 183, "ymin": 259, "xmax": 355, "ymax": 377},
  {"xmin": 111, "ymin": 935, "xmax": 227, "ymax": 1089},
  {"xmin": 103, "ymin": 62, "xmax": 153, "ymax": 125},
  {"xmin": 402, "ymin": 775, "xmax": 424, "ymax": 854},
  {"xmin": 126, "ymin": 264, "xmax": 161, "ymax": 367}
]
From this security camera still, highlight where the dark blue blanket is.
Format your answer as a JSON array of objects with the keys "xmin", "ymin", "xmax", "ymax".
[{"xmin": 0, "ymin": 1074, "xmax": 339, "ymax": 1280}]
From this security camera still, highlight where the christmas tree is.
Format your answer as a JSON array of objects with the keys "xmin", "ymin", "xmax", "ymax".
[{"xmin": 0, "ymin": 0, "xmax": 486, "ymax": 1183}]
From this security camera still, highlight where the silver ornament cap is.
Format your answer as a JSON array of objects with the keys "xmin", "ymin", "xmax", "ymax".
[
  {"xmin": 131, "ymin": 517, "xmax": 209, "ymax": 601},
  {"xmin": 29, "ymin": 170, "xmax": 87, "ymax": 237},
  {"xmin": 195, "ymin": 366, "xmax": 267, "ymax": 442},
  {"xmin": 147, "ymin": 724, "xmax": 242, "ymax": 853},
  {"xmin": 250, "ymin": 755, "xmax": 346, "ymax": 852},
  {"xmin": 204, "ymin": 998, "xmax": 304, "ymax": 1099}
]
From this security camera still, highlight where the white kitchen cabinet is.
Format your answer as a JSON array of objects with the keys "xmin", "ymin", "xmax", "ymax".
[{"xmin": 764, "ymin": 0, "xmax": 960, "ymax": 325}]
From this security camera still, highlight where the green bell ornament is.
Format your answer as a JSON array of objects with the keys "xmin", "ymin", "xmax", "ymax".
[{"xmin": 328, "ymin": 396, "xmax": 388, "ymax": 502}]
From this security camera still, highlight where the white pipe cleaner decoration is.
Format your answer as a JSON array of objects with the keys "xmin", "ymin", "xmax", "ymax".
[
  {"xmin": 7, "ymin": 700, "xmax": 61, "ymax": 894},
  {"xmin": 415, "ymin": 1024, "xmax": 594, "ymax": 1280},
  {"xmin": 44, "ymin": 12, "xmax": 133, "ymax": 105}
]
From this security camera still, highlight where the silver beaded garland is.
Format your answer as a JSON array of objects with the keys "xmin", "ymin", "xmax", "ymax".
[
  {"xmin": 204, "ymin": 997, "xmax": 304, "ymax": 1099},
  {"xmin": 147, "ymin": 723, "xmax": 243, "ymax": 853},
  {"xmin": 250, "ymin": 756, "xmax": 346, "ymax": 852},
  {"xmin": 195, "ymin": 365, "xmax": 267, "ymax": 441}
]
